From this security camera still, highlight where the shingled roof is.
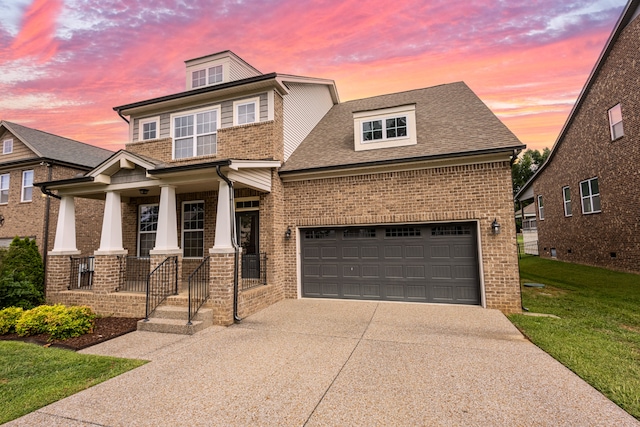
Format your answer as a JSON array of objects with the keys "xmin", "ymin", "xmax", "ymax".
[
  {"xmin": 0, "ymin": 121, "xmax": 113, "ymax": 168},
  {"xmin": 280, "ymin": 81, "xmax": 524, "ymax": 173}
]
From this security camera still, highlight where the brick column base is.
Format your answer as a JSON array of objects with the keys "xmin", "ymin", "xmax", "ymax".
[
  {"xmin": 46, "ymin": 252, "xmax": 80, "ymax": 295},
  {"xmin": 93, "ymin": 251, "xmax": 127, "ymax": 294},
  {"xmin": 209, "ymin": 249, "xmax": 237, "ymax": 326}
]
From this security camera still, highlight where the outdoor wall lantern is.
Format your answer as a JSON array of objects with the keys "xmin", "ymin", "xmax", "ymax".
[
  {"xmin": 139, "ymin": 188, "xmax": 149, "ymax": 195},
  {"xmin": 491, "ymin": 218, "xmax": 501, "ymax": 235},
  {"xmin": 285, "ymin": 227, "xmax": 292, "ymax": 239}
]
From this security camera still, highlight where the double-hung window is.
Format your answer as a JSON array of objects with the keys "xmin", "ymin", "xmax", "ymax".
[
  {"xmin": 537, "ymin": 195, "xmax": 544, "ymax": 220},
  {"xmin": 3, "ymin": 139, "xmax": 13, "ymax": 154},
  {"xmin": 362, "ymin": 116, "xmax": 407, "ymax": 142},
  {"xmin": 139, "ymin": 118, "xmax": 159, "ymax": 141},
  {"xmin": 182, "ymin": 201, "xmax": 204, "ymax": 258},
  {"xmin": 172, "ymin": 108, "xmax": 218, "ymax": 159},
  {"xmin": 138, "ymin": 204, "xmax": 159, "ymax": 257},
  {"xmin": 21, "ymin": 170, "xmax": 33, "ymax": 202},
  {"xmin": 562, "ymin": 186, "xmax": 572, "ymax": 217},
  {"xmin": 580, "ymin": 177, "xmax": 601, "ymax": 214},
  {"xmin": 608, "ymin": 104, "xmax": 624, "ymax": 140},
  {"xmin": 0, "ymin": 174, "xmax": 9, "ymax": 204},
  {"xmin": 234, "ymin": 98, "xmax": 258, "ymax": 126}
]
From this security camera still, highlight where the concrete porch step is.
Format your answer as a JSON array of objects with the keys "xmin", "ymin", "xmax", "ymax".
[{"xmin": 137, "ymin": 305, "xmax": 213, "ymax": 335}]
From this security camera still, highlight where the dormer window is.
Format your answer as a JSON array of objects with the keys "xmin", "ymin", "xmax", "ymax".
[
  {"xmin": 192, "ymin": 65, "xmax": 223, "ymax": 89},
  {"xmin": 354, "ymin": 105, "xmax": 417, "ymax": 151}
]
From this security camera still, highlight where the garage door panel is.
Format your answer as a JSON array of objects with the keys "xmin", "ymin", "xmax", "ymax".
[
  {"xmin": 361, "ymin": 246, "xmax": 379, "ymax": 258},
  {"xmin": 303, "ymin": 247, "xmax": 320, "ymax": 259},
  {"xmin": 432, "ymin": 265, "xmax": 452, "ymax": 279},
  {"xmin": 342, "ymin": 246, "xmax": 359, "ymax": 258},
  {"xmin": 456, "ymin": 286, "xmax": 479, "ymax": 302},
  {"xmin": 384, "ymin": 245, "xmax": 403, "ymax": 258},
  {"xmin": 385, "ymin": 284, "xmax": 404, "ymax": 299},
  {"xmin": 404, "ymin": 245, "xmax": 424, "ymax": 258},
  {"xmin": 407, "ymin": 285, "xmax": 427, "ymax": 300},
  {"xmin": 321, "ymin": 247, "xmax": 338, "ymax": 259},
  {"xmin": 405, "ymin": 265, "xmax": 426, "ymax": 278},
  {"xmin": 322, "ymin": 283, "xmax": 339, "ymax": 296},
  {"xmin": 343, "ymin": 265, "xmax": 360, "ymax": 277},
  {"xmin": 431, "ymin": 245, "xmax": 450, "ymax": 258},
  {"xmin": 321, "ymin": 264, "xmax": 338, "ymax": 277},
  {"xmin": 361, "ymin": 265, "xmax": 380, "ymax": 278},
  {"xmin": 432, "ymin": 285, "xmax": 453, "ymax": 302},
  {"xmin": 454, "ymin": 265, "xmax": 476, "ymax": 279},
  {"xmin": 362, "ymin": 284, "xmax": 381, "ymax": 298},
  {"xmin": 384, "ymin": 265, "xmax": 403, "ymax": 278},
  {"xmin": 453, "ymin": 244, "xmax": 475, "ymax": 258},
  {"xmin": 343, "ymin": 283, "xmax": 361, "ymax": 297},
  {"xmin": 304, "ymin": 264, "xmax": 320, "ymax": 277}
]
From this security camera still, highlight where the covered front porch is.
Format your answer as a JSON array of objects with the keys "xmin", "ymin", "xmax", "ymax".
[{"xmin": 40, "ymin": 151, "xmax": 282, "ymax": 327}]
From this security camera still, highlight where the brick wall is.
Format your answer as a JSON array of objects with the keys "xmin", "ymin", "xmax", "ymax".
[
  {"xmin": 532, "ymin": 15, "xmax": 640, "ymax": 273},
  {"xmin": 282, "ymin": 161, "xmax": 521, "ymax": 313}
]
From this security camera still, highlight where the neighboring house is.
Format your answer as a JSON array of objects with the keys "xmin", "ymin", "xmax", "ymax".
[
  {"xmin": 0, "ymin": 121, "xmax": 113, "ymax": 265},
  {"xmin": 515, "ymin": 203, "xmax": 538, "ymax": 255},
  {"xmin": 40, "ymin": 50, "xmax": 524, "ymax": 327},
  {"xmin": 516, "ymin": 0, "xmax": 640, "ymax": 273}
]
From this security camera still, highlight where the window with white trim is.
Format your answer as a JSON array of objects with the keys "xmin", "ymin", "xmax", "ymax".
[
  {"xmin": 172, "ymin": 108, "xmax": 218, "ymax": 159},
  {"xmin": 138, "ymin": 204, "xmax": 159, "ymax": 257},
  {"xmin": 608, "ymin": 104, "xmax": 623, "ymax": 140},
  {"xmin": 354, "ymin": 104, "xmax": 417, "ymax": 151},
  {"xmin": 21, "ymin": 170, "xmax": 33, "ymax": 202},
  {"xmin": 3, "ymin": 139, "xmax": 13, "ymax": 154},
  {"xmin": 208, "ymin": 65, "xmax": 222, "ymax": 85},
  {"xmin": 234, "ymin": 98, "xmax": 258, "ymax": 126},
  {"xmin": 182, "ymin": 201, "xmax": 204, "ymax": 258},
  {"xmin": 537, "ymin": 195, "xmax": 544, "ymax": 220},
  {"xmin": 0, "ymin": 174, "xmax": 9, "ymax": 204},
  {"xmin": 139, "ymin": 118, "xmax": 159, "ymax": 141},
  {"xmin": 562, "ymin": 186, "xmax": 572, "ymax": 217},
  {"xmin": 362, "ymin": 116, "xmax": 407, "ymax": 142},
  {"xmin": 192, "ymin": 65, "xmax": 223, "ymax": 89},
  {"xmin": 580, "ymin": 177, "xmax": 601, "ymax": 214},
  {"xmin": 192, "ymin": 69, "xmax": 206, "ymax": 88}
]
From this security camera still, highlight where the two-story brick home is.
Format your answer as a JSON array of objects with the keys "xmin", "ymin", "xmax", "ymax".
[
  {"xmin": 0, "ymin": 121, "xmax": 112, "ymax": 269},
  {"xmin": 516, "ymin": 0, "xmax": 640, "ymax": 274},
  {"xmin": 40, "ymin": 50, "xmax": 524, "ymax": 329}
]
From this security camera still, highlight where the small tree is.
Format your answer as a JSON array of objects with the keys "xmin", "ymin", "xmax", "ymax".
[{"xmin": 0, "ymin": 237, "xmax": 44, "ymax": 309}]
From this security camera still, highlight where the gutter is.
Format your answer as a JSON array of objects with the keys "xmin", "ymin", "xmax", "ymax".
[{"xmin": 215, "ymin": 165, "xmax": 242, "ymax": 323}]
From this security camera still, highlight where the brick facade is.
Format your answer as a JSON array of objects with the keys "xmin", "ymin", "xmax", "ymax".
[{"xmin": 532, "ymin": 14, "xmax": 640, "ymax": 273}]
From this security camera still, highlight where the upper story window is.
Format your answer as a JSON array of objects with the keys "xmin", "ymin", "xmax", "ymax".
[
  {"xmin": 608, "ymin": 104, "xmax": 624, "ymax": 140},
  {"xmin": 233, "ymin": 98, "xmax": 259, "ymax": 126},
  {"xmin": 21, "ymin": 170, "xmax": 33, "ymax": 202},
  {"xmin": 171, "ymin": 107, "xmax": 219, "ymax": 159},
  {"xmin": 139, "ymin": 117, "xmax": 159, "ymax": 141},
  {"xmin": 353, "ymin": 104, "xmax": 417, "ymax": 151},
  {"xmin": 3, "ymin": 139, "xmax": 13, "ymax": 154},
  {"xmin": 0, "ymin": 174, "xmax": 9, "ymax": 204},
  {"xmin": 580, "ymin": 177, "xmax": 601, "ymax": 214},
  {"xmin": 537, "ymin": 195, "xmax": 544, "ymax": 220},
  {"xmin": 562, "ymin": 186, "xmax": 572, "ymax": 217},
  {"xmin": 192, "ymin": 65, "xmax": 223, "ymax": 89}
]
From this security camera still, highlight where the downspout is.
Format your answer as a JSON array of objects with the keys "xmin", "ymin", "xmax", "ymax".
[
  {"xmin": 511, "ymin": 148, "xmax": 528, "ymax": 312},
  {"xmin": 216, "ymin": 165, "xmax": 242, "ymax": 322}
]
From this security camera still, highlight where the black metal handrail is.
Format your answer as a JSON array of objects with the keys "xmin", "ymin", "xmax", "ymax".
[
  {"xmin": 241, "ymin": 252, "xmax": 267, "ymax": 290},
  {"xmin": 144, "ymin": 256, "xmax": 178, "ymax": 321},
  {"xmin": 188, "ymin": 256, "xmax": 210, "ymax": 324},
  {"xmin": 117, "ymin": 256, "xmax": 150, "ymax": 292},
  {"xmin": 69, "ymin": 256, "xmax": 95, "ymax": 290}
]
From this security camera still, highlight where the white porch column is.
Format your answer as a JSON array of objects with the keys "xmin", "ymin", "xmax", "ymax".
[
  {"xmin": 152, "ymin": 185, "xmax": 180, "ymax": 252},
  {"xmin": 96, "ymin": 191, "xmax": 124, "ymax": 253},
  {"xmin": 51, "ymin": 196, "xmax": 79, "ymax": 253},
  {"xmin": 212, "ymin": 179, "xmax": 234, "ymax": 253}
]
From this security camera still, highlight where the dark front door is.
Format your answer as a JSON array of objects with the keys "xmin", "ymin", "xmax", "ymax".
[{"xmin": 237, "ymin": 211, "xmax": 260, "ymax": 278}]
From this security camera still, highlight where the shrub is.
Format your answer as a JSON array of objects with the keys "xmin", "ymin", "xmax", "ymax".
[
  {"xmin": 14, "ymin": 305, "xmax": 96, "ymax": 340},
  {"xmin": 0, "ymin": 307, "xmax": 24, "ymax": 334},
  {"xmin": 0, "ymin": 238, "xmax": 44, "ymax": 310},
  {"xmin": 0, "ymin": 274, "xmax": 43, "ymax": 310}
]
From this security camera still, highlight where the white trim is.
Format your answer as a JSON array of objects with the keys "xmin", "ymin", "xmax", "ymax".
[
  {"xmin": 0, "ymin": 173, "xmax": 9, "ymax": 204},
  {"xmin": 2, "ymin": 138, "xmax": 13, "ymax": 154},
  {"xmin": 537, "ymin": 195, "xmax": 544, "ymax": 220},
  {"xmin": 170, "ymin": 105, "xmax": 221, "ymax": 160},
  {"xmin": 138, "ymin": 117, "xmax": 160, "ymax": 141},
  {"xmin": 21, "ymin": 170, "xmax": 33, "ymax": 202},
  {"xmin": 353, "ymin": 104, "xmax": 417, "ymax": 151},
  {"xmin": 229, "ymin": 160, "xmax": 281, "ymax": 170},
  {"xmin": 267, "ymin": 90, "xmax": 275, "ymax": 121},
  {"xmin": 182, "ymin": 200, "xmax": 205, "ymax": 259},
  {"xmin": 608, "ymin": 103, "xmax": 624, "ymax": 140},
  {"xmin": 562, "ymin": 186, "xmax": 572, "ymax": 217},
  {"xmin": 580, "ymin": 177, "xmax": 601, "ymax": 214},
  {"xmin": 233, "ymin": 97, "xmax": 260, "ymax": 126}
]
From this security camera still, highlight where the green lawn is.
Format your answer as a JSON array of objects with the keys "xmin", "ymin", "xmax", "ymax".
[
  {"xmin": 0, "ymin": 341, "xmax": 146, "ymax": 424},
  {"xmin": 509, "ymin": 256, "xmax": 640, "ymax": 419}
]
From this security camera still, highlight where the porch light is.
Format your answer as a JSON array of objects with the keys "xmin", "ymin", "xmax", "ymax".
[
  {"xmin": 285, "ymin": 227, "xmax": 292, "ymax": 239},
  {"xmin": 491, "ymin": 218, "xmax": 500, "ymax": 235},
  {"xmin": 139, "ymin": 188, "xmax": 149, "ymax": 195}
]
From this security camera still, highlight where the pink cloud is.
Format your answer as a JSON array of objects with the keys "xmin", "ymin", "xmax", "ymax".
[{"xmin": 9, "ymin": 0, "xmax": 63, "ymax": 63}]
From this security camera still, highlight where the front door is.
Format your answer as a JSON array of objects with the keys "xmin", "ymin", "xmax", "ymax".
[{"xmin": 236, "ymin": 211, "xmax": 259, "ymax": 278}]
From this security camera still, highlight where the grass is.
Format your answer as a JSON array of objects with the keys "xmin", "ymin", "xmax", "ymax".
[
  {"xmin": 509, "ymin": 256, "xmax": 640, "ymax": 419},
  {"xmin": 0, "ymin": 341, "xmax": 146, "ymax": 424}
]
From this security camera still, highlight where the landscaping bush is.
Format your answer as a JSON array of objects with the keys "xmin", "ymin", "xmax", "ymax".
[
  {"xmin": 14, "ymin": 305, "xmax": 96, "ymax": 340},
  {"xmin": 0, "ymin": 307, "xmax": 24, "ymax": 334},
  {"xmin": 0, "ymin": 238, "xmax": 44, "ymax": 310}
]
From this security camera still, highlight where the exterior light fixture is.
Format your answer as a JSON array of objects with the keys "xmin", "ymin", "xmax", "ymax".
[
  {"xmin": 139, "ymin": 188, "xmax": 149, "ymax": 195},
  {"xmin": 491, "ymin": 218, "xmax": 500, "ymax": 235},
  {"xmin": 285, "ymin": 227, "xmax": 292, "ymax": 239}
]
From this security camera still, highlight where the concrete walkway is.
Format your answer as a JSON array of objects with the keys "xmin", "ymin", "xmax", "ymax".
[{"xmin": 6, "ymin": 300, "xmax": 638, "ymax": 426}]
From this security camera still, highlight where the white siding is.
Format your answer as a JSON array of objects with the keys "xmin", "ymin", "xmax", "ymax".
[
  {"xmin": 283, "ymin": 83, "xmax": 334, "ymax": 160},
  {"xmin": 227, "ymin": 168, "xmax": 272, "ymax": 192},
  {"xmin": 229, "ymin": 57, "xmax": 261, "ymax": 82}
]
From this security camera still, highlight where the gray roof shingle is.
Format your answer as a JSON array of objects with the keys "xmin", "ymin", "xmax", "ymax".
[
  {"xmin": 1, "ymin": 121, "xmax": 113, "ymax": 168},
  {"xmin": 280, "ymin": 82, "xmax": 523, "ymax": 172}
]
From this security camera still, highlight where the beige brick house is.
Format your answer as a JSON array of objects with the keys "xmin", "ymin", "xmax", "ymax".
[
  {"xmin": 0, "ymin": 121, "xmax": 112, "ymax": 271},
  {"xmin": 40, "ymin": 50, "xmax": 524, "ymax": 328},
  {"xmin": 516, "ymin": 0, "xmax": 640, "ymax": 274}
]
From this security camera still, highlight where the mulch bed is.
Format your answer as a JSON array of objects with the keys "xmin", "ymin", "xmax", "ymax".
[{"xmin": 0, "ymin": 317, "xmax": 141, "ymax": 351}]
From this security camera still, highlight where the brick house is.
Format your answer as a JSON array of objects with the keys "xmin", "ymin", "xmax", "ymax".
[
  {"xmin": 0, "ymin": 121, "xmax": 112, "ymax": 268},
  {"xmin": 40, "ymin": 50, "xmax": 524, "ymax": 329},
  {"xmin": 516, "ymin": 0, "xmax": 640, "ymax": 273}
]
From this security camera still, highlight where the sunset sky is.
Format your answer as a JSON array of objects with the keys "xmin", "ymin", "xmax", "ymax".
[{"xmin": 0, "ymin": 0, "xmax": 629, "ymax": 153}]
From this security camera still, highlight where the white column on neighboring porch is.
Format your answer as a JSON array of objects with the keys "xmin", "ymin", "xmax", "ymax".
[
  {"xmin": 96, "ymin": 190, "xmax": 124, "ymax": 253},
  {"xmin": 153, "ymin": 184, "xmax": 179, "ymax": 251},
  {"xmin": 51, "ymin": 195, "xmax": 78, "ymax": 253},
  {"xmin": 212, "ymin": 179, "xmax": 234, "ymax": 253}
]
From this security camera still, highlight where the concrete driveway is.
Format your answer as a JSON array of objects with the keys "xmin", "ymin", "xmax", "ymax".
[{"xmin": 7, "ymin": 300, "xmax": 638, "ymax": 426}]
